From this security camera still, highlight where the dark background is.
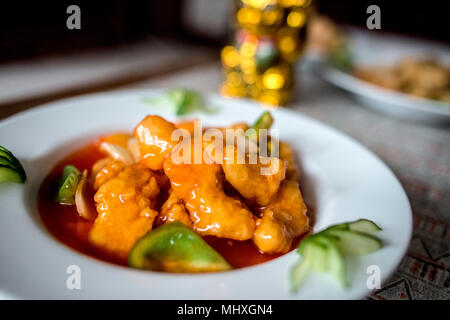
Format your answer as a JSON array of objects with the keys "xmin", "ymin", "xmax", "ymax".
[{"xmin": 0, "ymin": 0, "xmax": 448, "ymax": 63}]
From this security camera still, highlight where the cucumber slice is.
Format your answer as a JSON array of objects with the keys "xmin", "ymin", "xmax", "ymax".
[
  {"xmin": 0, "ymin": 166, "xmax": 23, "ymax": 184},
  {"xmin": 0, "ymin": 156, "xmax": 16, "ymax": 170},
  {"xmin": 129, "ymin": 222, "xmax": 232, "ymax": 273},
  {"xmin": 0, "ymin": 146, "xmax": 21, "ymax": 168},
  {"xmin": 323, "ymin": 223, "xmax": 349, "ymax": 233},
  {"xmin": 324, "ymin": 229, "xmax": 382, "ymax": 255},
  {"xmin": 292, "ymin": 219, "xmax": 383, "ymax": 290},
  {"xmin": 0, "ymin": 146, "xmax": 16, "ymax": 163},
  {"xmin": 290, "ymin": 254, "xmax": 311, "ymax": 291},
  {"xmin": 0, "ymin": 146, "xmax": 26, "ymax": 182},
  {"xmin": 296, "ymin": 236, "xmax": 311, "ymax": 255},
  {"xmin": 308, "ymin": 236, "xmax": 330, "ymax": 273},
  {"xmin": 56, "ymin": 165, "xmax": 81, "ymax": 205},
  {"xmin": 348, "ymin": 219, "xmax": 382, "ymax": 233},
  {"xmin": 323, "ymin": 219, "xmax": 382, "ymax": 234},
  {"xmin": 293, "ymin": 235, "xmax": 347, "ymax": 290},
  {"xmin": 313, "ymin": 236, "xmax": 348, "ymax": 287}
]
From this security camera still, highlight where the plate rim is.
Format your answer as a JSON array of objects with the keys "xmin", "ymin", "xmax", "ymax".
[
  {"xmin": 0, "ymin": 88, "xmax": 413, "ymax": 299},
  {"xmin": 318, "ymin": 63, "xmax": 450, "ymax": 116}
]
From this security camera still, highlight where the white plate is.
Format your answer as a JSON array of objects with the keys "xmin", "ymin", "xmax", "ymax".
[
  {"xmin": 311, "ymin": 28, "xmax": 450, "ymax": 124},
  {"xmin": 0, "ymin": 89, "xmax": 412, "ymax": 299}
]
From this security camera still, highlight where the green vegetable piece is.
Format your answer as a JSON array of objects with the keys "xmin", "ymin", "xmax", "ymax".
[
  {"xmin": 313, "ymin": 236, "xmax": 348, "ymax": 287},
  {"xmin": 252, "ymin": 111, "xmax": 273, "ymax": 131},
  {"xmin": 169, "ymin": 88, "xmax": 199, "ymax": 116},
  {"xmin": 307, "ymin": 237, "xmax": 330, "ymax": 273},
  {"xmin": 348, "ymin": 218, "xmax": 382, "ymax": 234},
  {"xmin": 290, "ymin": 253, "xmax": 311, "ymax": 292},
  {"xmin": 246, "ymin": 111, "xmax": 274, "ymax": 141},
  {"xmin": 0, "ymin": 156, "xmax": 15, "ymax": 169},
  {"xmin": 129, "ymin": 222, "xmax": 232, "ymax": 273},
  {"xmin": 0, "ymin": 166, "xmax": 23, "ymax": 184},
  {"xmin": 329, "ymin": 42, "xmax": 353, "ymax": 71},
  {"xmin": 291, "ymin": 218, "xmax": 383, "ymax": 291},
  {"xmin": 56, "ymin": 165, "xmax": 81, "ymax": 205},
  {"xmin": 0, "ymin": 146, "xmax": 26, "ymax": 183},
  {"xmin": 323, "ymin": 218, "xmax": 382, "ymax": 234},
  {"xmin": 324, "ymin": 229, "xmax": 382, "ymax": 256},
  {"xmin": 292, "ymin": 236, "xmax": 347, "ymax": 291},
  {"xmin": 296, "ymin": 236, "xmax": 310, "ymax": 255},
  {"xmin": 144, "ymin": 88, "xmax": 217, "ymax": 116},
  {"xmin": 322, "ymin": 223, "xmax": 349, "ymax": 233},
  {"xmin": 0, "ymin": 146, "xmax": 16, "ymax": 164}
]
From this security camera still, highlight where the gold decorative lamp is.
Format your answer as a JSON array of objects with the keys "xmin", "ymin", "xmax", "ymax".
[{"xmin": 221, "ymin": 0, "xmax": 313, "ymax": 106}]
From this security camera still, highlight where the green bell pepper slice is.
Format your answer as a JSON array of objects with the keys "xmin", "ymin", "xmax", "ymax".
[{"xmin": 129, "ymin": 222, "xmax": 232, "ymax": 273}]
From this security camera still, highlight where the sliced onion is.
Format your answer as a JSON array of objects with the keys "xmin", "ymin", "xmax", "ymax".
[
  {"xmin": 75, "ymin": 170, "xmax": 97, "ymax": 220},
  {"xmin": 91, "ymin": 158, "xmax": 113, "ymax": 178},
  {"xmin": 99, "ymin": 142, "xmax": 134, "ymax": 165},
  {"xmin": 127, "ymin": 137, "xmax": 140, "ymax": 162}
]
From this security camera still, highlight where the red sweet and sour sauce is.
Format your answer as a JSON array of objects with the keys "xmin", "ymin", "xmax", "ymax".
[{"xmin": 38, "ymin": 138, "xmax": 305, "ymax": 269}]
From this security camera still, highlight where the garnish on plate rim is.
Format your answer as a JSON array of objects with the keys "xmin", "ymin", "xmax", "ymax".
[
  {"xmin": 143, "ymin": 88, "xmax": 218, "ymax": 116},
  {"xmin": 0, "ymin": 145, "xmax": 26, "ymax": 184},
  {"xmin": 291, "ymin": 218, "xmax": 382, "ymax": 291}
]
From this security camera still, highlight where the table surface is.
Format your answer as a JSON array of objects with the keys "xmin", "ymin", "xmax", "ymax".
[{"xmin": 1, "ymin": 54, "xmax": 449, "ymax": 300}]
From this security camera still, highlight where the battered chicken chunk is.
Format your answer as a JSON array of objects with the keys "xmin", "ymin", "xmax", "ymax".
[
  {"xmin": 279, "ymin": 141, "xmax": 300, "ymax": 182},
  {"xmin": 221, "ymin": 145, "xmax": 285, "ymax": 206},
  {"xmin": 163, "ymin": 153, "xmax": 256, "ymax": 240},
  {"xmin": 92, "ymin": 158, "xmax": 125, "ymax": 190},
  {"xmin": 89, "ymin": 163, "xmax": 160, "ymax": 259},
  {"xmin": 134, "ymin": 115, "xmax": 178, "ymax": 170},
  {"xmin": 253, "ymin": 180, "xmax": 309, "ymax": 254},
  {"xmin": 156, "ymin": 189, "xmax": 192, "ymax": 227}
]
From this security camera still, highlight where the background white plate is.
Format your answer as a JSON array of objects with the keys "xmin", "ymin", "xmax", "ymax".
[
  {"xmin": 0, "ymin": 89, "xmax": 412, "ymax": 299},
  {"xmin": 311, "ymin": 28, "xmax": 450, "ymax": 124}
]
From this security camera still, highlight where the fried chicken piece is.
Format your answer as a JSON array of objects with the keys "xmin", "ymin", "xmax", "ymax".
[
  {"xmin": 279, "ymin": 141, "xmax": 300, "ymax": 182},
  {"xmin": 253, "ymin": 180, "xmax": 309, "ymax": 254},
  {"xmin": 89, "ymin": 163, "xmax": 160, "ymax": 260},
  {"xmin": 92, "ymin": 158, "xmax": 125, "ymax": 190},
  {"xmin": 221, "ymin": 145, "xmax": 285, "ymax": 206},
  {"xmin": 156, "ymin": 189, "xmax": 192, "ymax": 227},
  {"xmin": 163, "ymin": 152, "xmax": 256, "ymax": 240},
  {"xmin": 134, "ymin": 115, "xmax": 178, "ymax": 170}
]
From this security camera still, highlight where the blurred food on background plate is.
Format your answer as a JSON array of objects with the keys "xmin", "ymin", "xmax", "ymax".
[
  {"xmin": 354, "ymin": 58, "xmax": 450, "ymax": 103},
  {"xmin": 306, "ymin": 15, "xmax": 347, "ymax": 57},
  {"xmin": 306, "ymin": 15, "xmax": 450, "ymax": 104}
]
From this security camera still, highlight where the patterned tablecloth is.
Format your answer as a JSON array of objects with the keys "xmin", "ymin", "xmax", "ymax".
[{"xmin": 129, "ymin": 63, "xmax": 450, "ymax": 300}]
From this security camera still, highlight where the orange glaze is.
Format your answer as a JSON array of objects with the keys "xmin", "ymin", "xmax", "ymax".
[
  {"xmin": 163, "ymin": 156, "xmax": 256, "ymax": 241},
  {"xmin": 134, "ymin": 115, "xmax": 178, "ymax": 171},
  {"xmin": 38, "ymin": 136, "xmax": 303, "ymax": 269}
]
